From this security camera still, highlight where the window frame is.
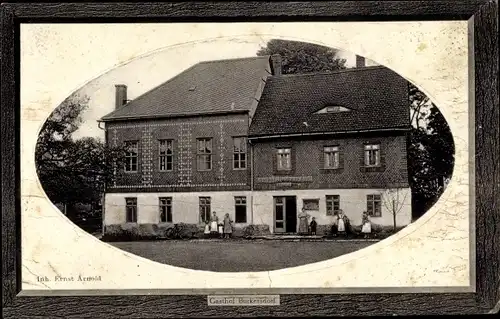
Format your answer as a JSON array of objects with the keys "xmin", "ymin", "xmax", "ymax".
[
  {"xmin": 367, "ymin": 194, "xmax": 382, "ymax": 217},
  {"xmin": 276, "ymin": 147, "xmax": 292, "ymax": 171},
  {"xmin": 197, "ymin": 138, "xmax": 213, "ymax": 171},
  {"xmin": 158, "ymin": 139, "xmax": 174, "ymax": 172},
  {"xmin": 199, "ymin": 197, "xmax": 211, "ymax": 223},
  {"xmin": 234, "ymin": 196, "xmax": 247, "ymax": 223},
  {"xmin": 125, "ymin": 197, "xmax": 138, "ymax": 223},
  {"xmin": 124, "ymin": 140, "xmax": 139, "ymax": 173},
  {"xmin": 233, "ymin": 137, "xmax": 247, "ymax": 170},
  {"xmin": 326, "ymin": 195, "xmax": 340, "ymax": 216},
  {"xmin": 364, "ymin": 143, "xmax": 381, "ymax": 167},
  {"xmin": 159, "ymin": 197, "xmax": 173, "ymax": 223},
  {"xmin": 324, "ymin": 146, "xmax": 340, "ymax": 169}
]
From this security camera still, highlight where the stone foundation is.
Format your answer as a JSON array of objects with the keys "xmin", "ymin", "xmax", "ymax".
[{"xmin": 102, "ymin": 223, "xmax": 272, "ymax": 241}]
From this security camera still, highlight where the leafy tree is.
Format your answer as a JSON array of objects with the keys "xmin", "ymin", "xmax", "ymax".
[
  {"xmin": 257, "ymin": 39, "xmax": 455, "ymax": 220},
  {"xmin": 35, "ymin": 95, "xmax": 126, "ymax": 222},
  {"xmin": 256, "ymin": 39, "xmax": 347, "ymax": 74},
  {"xmin": 408, "ymin": 100, "xmax": 455, "ymax": 218}
]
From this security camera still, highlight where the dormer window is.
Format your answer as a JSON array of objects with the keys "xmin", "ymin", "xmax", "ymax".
[
  {"xmin": 326, "ymin": 106, "xmax": 343, "ymax": 113},
  {"xmin": 315, "ymin": 105, "xmax": 351, "ymax": 114}
]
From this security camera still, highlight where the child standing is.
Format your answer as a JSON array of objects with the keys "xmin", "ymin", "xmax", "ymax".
[
  {"xmin": 361, "ymin": 211, "xmax": 372, "ymax": 239},
  {"xmin": 223, "ymin": 213, "xmax": 233, "ymax": 239},
  {"xmin": 309, "ymin": 217, "xmax": 317, "ymax": 235},
  {"xmin": 218, "ymin": 222, "xmax": 224, "ymax": 239},
  {"xmin": 204, "ymin": 220, "xmax": 210, "ymax": 239}
]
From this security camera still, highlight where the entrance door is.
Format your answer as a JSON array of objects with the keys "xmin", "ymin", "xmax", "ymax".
[
  {"xmin": 273, "ymin": 196, "xmax": 297, "ymax": 234},
  {"xmin": 285, "ymin": 196, "xmax": 297, "ymax": 233},
  {"xmin": 274, "ymin": 197, "xmax": 286, "ymax": 233}
]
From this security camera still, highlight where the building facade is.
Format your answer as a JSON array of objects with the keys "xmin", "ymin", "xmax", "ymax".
[{"xmin": 100, "ymin": 55, "xmax": 412, "ymax": 236}]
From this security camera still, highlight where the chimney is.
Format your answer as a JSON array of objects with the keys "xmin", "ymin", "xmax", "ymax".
[
  {"xmin": 270, "ymin": 54, "xmax": 282, "ymax": 75},
  {"xmin": 115, "ymin": 84, "xmax": 128, "ymax": 109},
  {"xmin": 356, "ymin": 55, "xmax": 366, "ymax": 68}
]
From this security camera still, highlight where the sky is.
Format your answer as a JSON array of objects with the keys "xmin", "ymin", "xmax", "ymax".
[{"xmin": 71, "ymin": 39, "xmax": 378, "ymax": 141}]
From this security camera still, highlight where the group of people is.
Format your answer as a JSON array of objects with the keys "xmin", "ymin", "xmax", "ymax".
[
  {"xmin": 204, "ymin": 209, "xmax": 373, "ymax": 239},
  {"xmin": 204, "ymin": 211, "xmax": 233, "ymax": 239},
  {"xmin": 298, "ymin": 208, "xmax": 372, "ymax": 238}
]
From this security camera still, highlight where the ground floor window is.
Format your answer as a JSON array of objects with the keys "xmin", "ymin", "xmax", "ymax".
[
  {"xmin": 234, "ymin": 196, "xmax": 247, "ymax": 223},
  {"xmin": 367, "ymin": 194, "xmax": 382, "ymax": 217},
  {"xmin": 326, "ymin": 195, "xmax": 340, "ymax": 215},
  {"xmin": 159, "ymin": 197, "xmax": 172, "ymax": 223},
  {"xmin": 125, "ymin": 197, "xmax": 137, "ymax": 222},
  {"xmin": 199, "ymin": 197, "xmax": 211, "ymax": 223}
]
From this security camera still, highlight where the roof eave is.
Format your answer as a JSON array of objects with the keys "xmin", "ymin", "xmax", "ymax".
[
  {"xmin": 248, "ymin": 126, "xmax": 411, "ymax": 140},
  {"xmin": 100, "ymin": 109, "xmax": 249, "ymax": 122}
]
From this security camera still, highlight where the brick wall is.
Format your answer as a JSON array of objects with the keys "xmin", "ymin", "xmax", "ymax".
[
  {"xmin": 106, "ymin": 113, "xmax": 251, "ymax": 193},
  {"xmin": 252, "ymin": 132, "xmax": 409, "ymax": 191}
]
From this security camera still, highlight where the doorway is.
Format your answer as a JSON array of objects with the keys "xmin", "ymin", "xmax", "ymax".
[{"xmin": 273, "ymin": 196, "xmax": 297, "ymax": 234}]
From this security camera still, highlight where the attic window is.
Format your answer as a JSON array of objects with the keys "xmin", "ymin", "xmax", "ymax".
[
  {"xmin": 188, "ymin": 86, "xmax": 196, "ymax": 91},
  {"xmin": 315, "ymin": 105, "xmax": 352, "ymax": 114}
]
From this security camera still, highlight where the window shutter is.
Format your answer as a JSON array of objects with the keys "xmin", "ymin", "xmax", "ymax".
[
  {"xmin": 319, "ymin": 145, "xmax": 325, "ymax": 169},
  {"xmin": 290, "ymin": 145, "xmax": 296, "ymax": 174},
  {"xmin": 272, "ymin": 149, "xmax": 278, "ymax": 175},
  {"xmin": 338, "ymin": 145, "xmax": 344, "ymax": 169},
  {"xmin": 359, "ymin": 144, "xmax": 366, "ymax": 172},
  {"xmin": 379, "ymin": 144, "xmax": 386, "ymax": 172}
]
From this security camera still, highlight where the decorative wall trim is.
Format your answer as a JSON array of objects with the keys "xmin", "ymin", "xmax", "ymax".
[
  {"xmin": 218, "ymin": 123, "xmax": 225, "ymax": 183},
  {"xmin": 178, "ymin": 124, "xmax": 193, "ymax": 185},
  {"xmin": 112, "ymin": 128, "xmax": 118, "ymax": 186},
  {"xmin": 110, "ymin": 119, "xmax": 245, "ymax": 130},
  {"xmin": 256, "ymin": 176, "xmax": 314, "ymax": 183},
  {"xmin": 109, "ymin": 183, "xmax": 248, "ymax": 189},
  {"xmin": 141, "ymin": 126, "xmax": 153, "ymax": 186}
]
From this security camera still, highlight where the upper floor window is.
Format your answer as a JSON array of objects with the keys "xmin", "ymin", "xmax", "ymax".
[
  {"xmin": 125, "ymin": 197, "xmax": 137, "ymax": 222},
  {"xmin": 324, "ymin": 146, "xmax": 340, "ymax": 169},
  {"xmin": 277, "ymin": 148, "xmax": 291, "ymax": 171},
  {"xmin": 197, "ymin": 138, "xmax": 212, "ymax": 171},
  {"xmin": 159, "ymin": 197, "xmax": 172, "ymax": 223},
  {"xmin": 367, "ymin": 194, "xmax": 382, "ymax": 217},
  {"xmin": 159, "ymin": 139, "xmax": 173, "ymax": 171},
  {"xmin": 233, "ymin": 137, "xmax": 247, "ymax": 170},
  {"xmin": 124, "ymin": 141, "xmax": 138, "ymax": 172},
  {"xmin": 364, "ymin": 143, "xmax": 380, "ymax": 167}
]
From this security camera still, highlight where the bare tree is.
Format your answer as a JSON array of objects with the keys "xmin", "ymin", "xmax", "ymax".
[{"xmin": 380, "ymin": 188, "xmax": 410, "ymax": 231}]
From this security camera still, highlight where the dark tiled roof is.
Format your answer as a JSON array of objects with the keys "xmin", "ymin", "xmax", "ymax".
[
  {"xmin": 101, "ymin": 56, "xmax": 271, "ymax": 121},
  {"xmin": 248, "ymin": 66, "xmax": 410, "ymax": 137}
]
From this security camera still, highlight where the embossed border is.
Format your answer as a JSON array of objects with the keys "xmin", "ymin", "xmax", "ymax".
[{"xmin": 1, "ymin": 1, "xmax": 498, "ymax": 317}]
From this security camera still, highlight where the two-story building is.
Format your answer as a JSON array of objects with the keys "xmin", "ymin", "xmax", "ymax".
[
  {"xmin": 248, "ymin": 58, "xmax": 412, "ymax": 232},
  {"xmin": 100, "ymin": 54, "xmax": 412, "ymax": 237}
]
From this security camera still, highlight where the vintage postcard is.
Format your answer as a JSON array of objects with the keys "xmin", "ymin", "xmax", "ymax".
[{"xmin": 20, "ymin": 21, "xmax": 472, "ymax": 295}]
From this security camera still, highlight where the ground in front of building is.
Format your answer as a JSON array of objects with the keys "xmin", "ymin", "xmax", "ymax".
[{"xmin": 108, "ymin": 239, "xmax": 376, "ymax": 272}]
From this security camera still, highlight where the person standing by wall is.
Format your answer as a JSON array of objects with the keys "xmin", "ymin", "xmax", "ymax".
[
  {"xmin": 337, "ymin": 209, "xmax": 347, "ymax": 237},
  {"xmin": 210, "ymin": 211, "xmax": 219, "ymax": 239},
  {"xmin": 309, "ymin": 217, "xmax": 317, "ymax": 235},
  {"xmin": 298, "ymin": 208, "xmax": 310, "ymax": 235},
  {"xmin": 361, "ymin": 211, "xmax": 372, "ymax": 239},
  {"xmin": 204, "ymin": 220, "xmax": 211, "ymax": 239},
  {"xmin": 223, "ymin": 213, "xmax": 233, "ymax": 239}
]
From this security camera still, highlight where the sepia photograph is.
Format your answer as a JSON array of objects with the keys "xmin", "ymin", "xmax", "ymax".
[
  {"xmin": 3, "ymin": 1, "xmax": 498, "ymax": 317},
  {"xmin": 35, "ymin": 38, "xmax": 455, "ymax": 273}
]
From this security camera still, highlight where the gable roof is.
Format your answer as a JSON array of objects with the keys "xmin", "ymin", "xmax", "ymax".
[
  {"xmin": 248, "ymin": 66, "xmax": 411, "ymax": 138},
  {"xmin": 101, "ymin": 56, "xmax": 271, "ymax": 121}
]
